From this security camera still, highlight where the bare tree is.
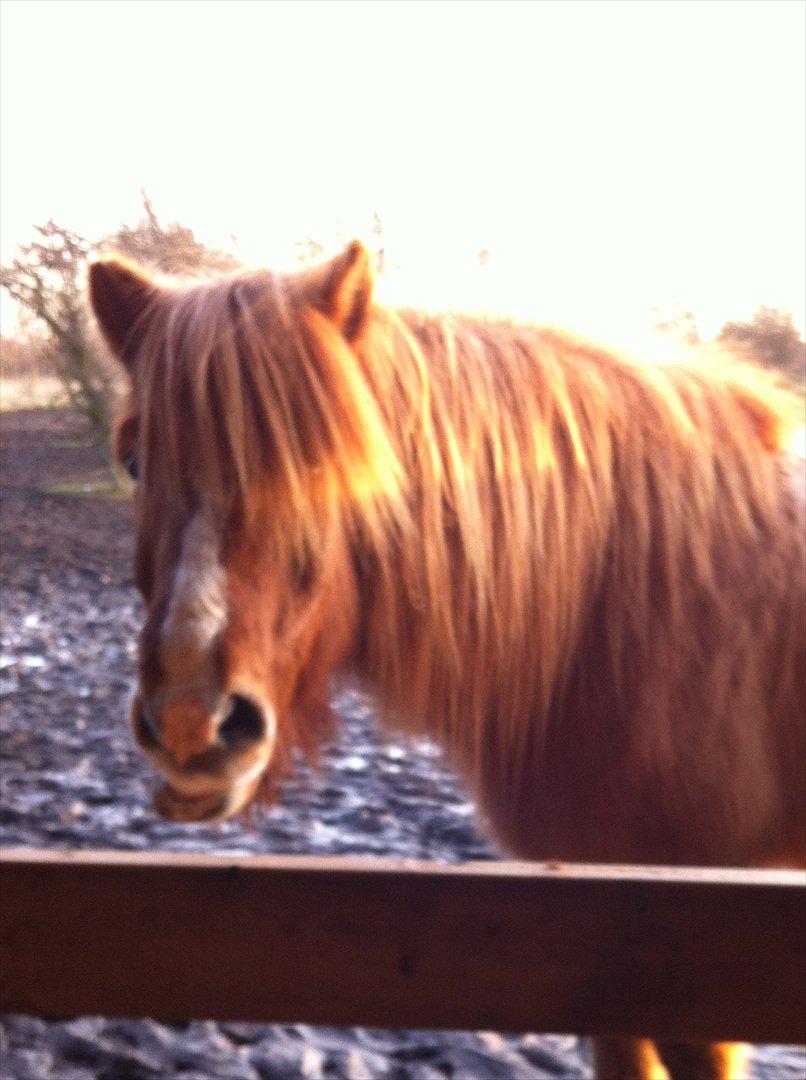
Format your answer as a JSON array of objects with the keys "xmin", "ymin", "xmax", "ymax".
[
  {"xmin": 0, "ymin": 221, "xmax": 117, "ymax": 442},
  {"xmin": 294, "ymin": 214, "xmax": 388, "ymax": 275},
  {"xmin": 1, "ymin": 195, "xmax": 242, "ymax": 465},
  {"xmin": 0, "ymin": 333, "xmax": 52, "ymax": 380},
  {"xmin": 103, "ymin": 191, "xmax": 240, "ymax": 276},
  {"xmin": 293, "ymin": 236, "xmax": 327, "ymax": 266},
  {"xmin": 718, "ymin": 307, "xmax": 805, "ymax": 387},
  {"xmin": 653, "ymin": 305, "xmax": 701, "ymax": 347}
]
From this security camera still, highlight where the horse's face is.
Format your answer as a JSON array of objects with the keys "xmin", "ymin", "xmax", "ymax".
[
  {"xmin": 90, "ymin": 245, "xmax": 372, "ymax": 821},
  {"xmin": 119, "ymin": 450, "xmax": 355, "ymax": 823}
]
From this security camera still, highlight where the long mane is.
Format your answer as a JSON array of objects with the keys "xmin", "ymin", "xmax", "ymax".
[{"xmin": 132, "ymin": 268, "xmax": 805, "ymax": 806}]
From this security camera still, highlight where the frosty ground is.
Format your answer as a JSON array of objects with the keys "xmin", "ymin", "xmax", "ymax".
[{"xmin": 1, "ymin": 409, "xmax": 802, "ymax": 1080}]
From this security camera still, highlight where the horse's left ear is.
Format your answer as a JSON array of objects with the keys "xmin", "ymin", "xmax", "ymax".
[
  {"xmin": 304, "ymin": 240, "xmax": 374, "ymax": 342},
  {"xmin": 88, "ymin": 256, "xmax": 158, "ymax": 368}
]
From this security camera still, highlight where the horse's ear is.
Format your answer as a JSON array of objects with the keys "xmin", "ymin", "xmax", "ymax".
[
  {"xmin": 88, "ymin": 256, "xmax": 157, "ymax": 367},
  {"xmin": 303, "ymin": 240, "xmax": 374, "ymax": 342}
]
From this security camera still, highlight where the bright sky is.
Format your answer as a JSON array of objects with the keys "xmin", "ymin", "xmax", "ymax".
[{"xmin": 1, "ymin": 0, "xmax": 804, "ymax": 349}]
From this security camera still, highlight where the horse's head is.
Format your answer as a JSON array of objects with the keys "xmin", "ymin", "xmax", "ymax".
[{"xmin": 89, "ymin": 242, "xmax": 393, "ymax": 822}]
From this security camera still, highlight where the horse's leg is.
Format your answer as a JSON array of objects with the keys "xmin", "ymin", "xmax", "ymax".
[
  {"xmin": 655, "ymin": 1040, "xmax": 749, "ymax": 1079},
  {"xmin": 593, "ymin": 1037, "xmax": 669, "ymax": 1079}
]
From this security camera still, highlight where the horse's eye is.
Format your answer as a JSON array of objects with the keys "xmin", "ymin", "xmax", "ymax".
[{"xmin": 122, "ymin": 455, "xmax": 138, "ymax": 481}]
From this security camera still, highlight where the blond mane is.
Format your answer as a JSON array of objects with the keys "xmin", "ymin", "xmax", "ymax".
[
  {"xmin": 92, "ymin": 246, "xmax": 805, "ymax": 1080},
  {"xmin": 128, "ymin": 265, "xmax": 804, "ymax": 846}
]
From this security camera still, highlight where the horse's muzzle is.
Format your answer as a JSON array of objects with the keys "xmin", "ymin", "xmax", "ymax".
[{"xmin": 131, "ymin": 691, "xmax": 275, "ymax": 822}]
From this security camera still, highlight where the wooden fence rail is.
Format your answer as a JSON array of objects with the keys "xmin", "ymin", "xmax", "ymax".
[{"xmin": 1, "ymin": 848, "xmax": 803, "ymax": 1044}]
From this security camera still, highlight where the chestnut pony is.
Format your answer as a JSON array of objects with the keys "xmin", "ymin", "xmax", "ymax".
[{"xmin": 89, "ymin": 242, "xmax": 804, "ymax": 1080}]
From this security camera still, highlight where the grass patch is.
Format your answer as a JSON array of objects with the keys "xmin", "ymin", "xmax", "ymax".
[
  {"xmin": 41, "ymin": 479, "xmax": 130, "ymax": 500},
  {"xmin": 52, "ymin": 438, "xmax": 96, "ymax": 451},
  {"xmin": 0, "ymin": 377, "xmax": 69, "ymax": 412}
]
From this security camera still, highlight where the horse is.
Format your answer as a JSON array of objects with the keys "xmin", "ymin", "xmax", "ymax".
[{"xmin": 89, "ymin": 241, "xmax": 805, "ymax": 1080}]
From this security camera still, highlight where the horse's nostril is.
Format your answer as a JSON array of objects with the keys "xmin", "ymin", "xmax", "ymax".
[
  {"xmin": 136, "ymin": 701, "xmax": 162, "ymax": 749},
  {"xmin": 219, "ymin": 694, "xmax": 266, "ymax": 751}
]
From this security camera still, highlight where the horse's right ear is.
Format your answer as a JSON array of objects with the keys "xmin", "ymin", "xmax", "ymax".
[
  {"xmin": 88, "ymin": 257, "xmax": 157, "ymax": 367},
  {"xmin": 298, "ymin": 240, "xmax": 374, "ymax": 343}
]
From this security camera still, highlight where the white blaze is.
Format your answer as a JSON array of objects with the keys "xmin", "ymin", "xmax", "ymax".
[{"xmin": 160, "ymin": 510, "xmax": 227, "ymax": 684}]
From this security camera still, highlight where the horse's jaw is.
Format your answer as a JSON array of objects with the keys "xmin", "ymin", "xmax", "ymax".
[
  {"xmin": 153, "ymin": 770, "xmax": 265, "ymax": 823},
  {"xmin": 148, "ymin": 744, "xmax": 273, "ymax": 824}
]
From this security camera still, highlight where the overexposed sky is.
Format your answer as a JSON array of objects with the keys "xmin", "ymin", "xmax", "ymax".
[{"xmin": 1, "ymin": 0, "xmax": 804, "ymax": 346}]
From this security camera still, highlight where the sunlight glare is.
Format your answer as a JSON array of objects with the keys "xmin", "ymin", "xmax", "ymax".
[{"xmin": 0, "ymin": 0, "xmax": 804, "ymax": 342}]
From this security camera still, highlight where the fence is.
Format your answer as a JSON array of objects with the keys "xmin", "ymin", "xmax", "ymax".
[{"xmin": 1, "ymin": 848, "xmax": 803, "ymax": 1045}]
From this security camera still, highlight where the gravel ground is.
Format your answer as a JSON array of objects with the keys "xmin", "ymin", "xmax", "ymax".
[{"xmin": 1, "ymin": 410, "xmax": 804, "ymax": 1080}]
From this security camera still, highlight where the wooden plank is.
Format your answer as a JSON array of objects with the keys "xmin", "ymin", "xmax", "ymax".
[{"xmin": 1, "ymin": 848, "xmax": 803, "ymax": 1043}]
